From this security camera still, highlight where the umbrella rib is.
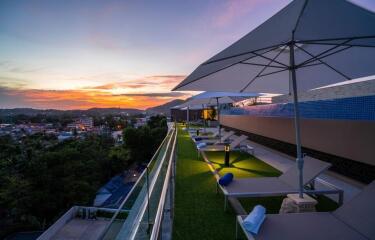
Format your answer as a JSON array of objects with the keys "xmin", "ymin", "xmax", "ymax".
[
  {"xmin": 239, "ymin": 45, "xmax": 288, "ymax": 67},
  {"xmin": 296, "ymin": 35, "xmax": 375, "ymax": 44},
  {"xmin": 240, "ymin": 45, "xmax": 288, "ymax": 92},
  {"xmin": 202, "ymin": 43, "xmax": 287, "ymax": 66},
  {"xmin": 257, "ymin": 68, "xmax": 289, "ymax": 78},
  {"xmin": 299, "ymin": 45, "xmax": 352, "ymax": 67},
  {"xmin": 173, "ymin": 45, "xmax": 286, "ymax": 90},
  {"xmin": 303, "ymin": 42, "xmax": 375, "ymax": 48},
  {"xmin": 238, "ymin": 62, "xmax": 285, "ymax": 69},
  {"xmin": 294, "ymin": 44, "xmax": 351, "ymax": 80},
  {"xmin": 252, "ymin": 51, "xmax": 289, "ymax": 68},
  {"xmin": 292, "ymin": 0, "xmax": 309, "ymax": 33},
  {"xmin": 297, "ymin": 39, "xmax": 352, "ymax": 67}
]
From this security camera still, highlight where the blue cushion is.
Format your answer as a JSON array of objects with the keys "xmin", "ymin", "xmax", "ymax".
[
  {"xmin": 243, "ymin": 205, "xmax": 266, "ymax": 235},
  {"xmin": 194, "ymin": 137, "xmax": 203, "ymax": 141},
  {"xmin": 196, "ymin": 142, "xmax": 207, "ymax": 149},
  {"xmin": 218, "ymin": 173, "xmax": 234, "ymax": 186}
]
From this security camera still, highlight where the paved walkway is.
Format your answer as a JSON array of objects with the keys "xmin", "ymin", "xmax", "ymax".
[{"xmin": 224, "ymin": 132, "xmax": 364, "ymax": 203}]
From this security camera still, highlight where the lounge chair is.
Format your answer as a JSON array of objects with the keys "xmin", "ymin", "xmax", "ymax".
[
  {"xmin": 198, "ymin": 134, "xmax": 248, "ymax": 152},
  {"xmin": 187, "ymin": 127, "xmax": 204, "ymax": 134},
  {"xmin": 236, "ymin": 180, "xmax": 375, "ymax": 240},
  {"xmin": 190, "ymin": 129, "xmax": 219, "ymax": 139},
  {"xmin": 218, "ymin": 157, "xmax": 343, "ymax": 209},
  {"xmin": 194, "ymin": 130, "xmax": 235, "ymax": 145}
]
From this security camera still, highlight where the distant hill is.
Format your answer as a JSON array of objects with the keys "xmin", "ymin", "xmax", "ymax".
[
  {"xmin": 0, "ymin": 108, "xmax": 63, "ymax": 116},
  {"xmin": 0, "ymin": 107, "xmax": 143, "ymax": 116},
  {"xmin": 0, "ymin": 102, "xmax": 190, "ymax": 117},
  {"xmin": 146, "ymin": 99, "xmax": 185, "ymax": 116},
  {"xmin": 83, "ymin": 108, "xmax": 143, "ymax": 116}
]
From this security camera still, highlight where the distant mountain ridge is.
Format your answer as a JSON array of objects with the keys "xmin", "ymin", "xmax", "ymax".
[
  {"xmin": 0, "ymin": 107, "xmax": 143, "ymax": 116},
  {"xmin": 146, "ymin": 99, "xmax": 185, "ymax": 116},
  {"xmin": 0, "ymin": 99, "xmax": 187, "ymax": 117}
]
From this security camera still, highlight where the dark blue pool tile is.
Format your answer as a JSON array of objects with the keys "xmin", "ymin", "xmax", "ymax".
[{"xmin": 222, "ymin": 95, "xmax": 375, "ymax": 121}]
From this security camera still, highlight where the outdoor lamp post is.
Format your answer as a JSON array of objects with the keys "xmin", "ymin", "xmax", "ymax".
[{"xmin": 224, "ymin": 143, "xmax": 230, "ymax": 167}]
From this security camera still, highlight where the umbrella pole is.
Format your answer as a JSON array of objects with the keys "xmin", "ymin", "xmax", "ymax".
[
  {"xmin": 202, "ymin": 104, "xmax": 206, "ymax": 133},
  {"xmin": 187, "ymin": 105, "xmax": 190, "ymax": 130},
  {"xmin": 290, "ymin": 42, "xmax": 304, "ymax": 199},
  {"xmin": 216, "ymin": 97, "xmax": 221, "ymax": 142}
]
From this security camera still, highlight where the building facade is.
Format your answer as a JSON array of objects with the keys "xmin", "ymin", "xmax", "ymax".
[{"xmin": 220, "ymin": 78, "xmax": 375, "ymax": 183}]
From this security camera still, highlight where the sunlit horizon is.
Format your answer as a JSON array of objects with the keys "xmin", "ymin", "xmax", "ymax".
[{"xmin": 1, "ymin": 0, "xmax": 374, "ymax": 110}]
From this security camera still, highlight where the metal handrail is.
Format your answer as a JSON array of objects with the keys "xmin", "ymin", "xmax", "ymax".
[
  {"xmin": 315, "ymin": 177, "xmax": 344, "ymax": 205},
  {"xmin": 98, "ymin": 128, "xmax": 173, "ymax": 239},
  {"xmin": 128, "ymin": 127, "xmax": 176, "ymax": 239},
  {"xmin": 150, "ymin": 126, "xmax": 177, "ymax": 240}
]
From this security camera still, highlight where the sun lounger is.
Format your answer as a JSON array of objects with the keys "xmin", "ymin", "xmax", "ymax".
[
  {"xmin": 190, "ymin": 130, "xmax": 219, "ymax": 139},
  {"xmin": 218, "ymin": 157, "xmax": 343, "ymax": 210},
  {"xmin": 198, "ymin": 134, "xmax": 248, "ymax": 152},
  {"xmin": 194, "ymin": 130, "xmax": 235, "ymax": 145},
  {"xmin": 244, "ymin": 144, "xmax": 254, "ymax": 155},
  {"xmin": 187, "ymin": 128, "xmax": 203, "ymax": 134},
  {"xmin": 236, "ymin": 180, "xmax": 375, "ymax": 240},
  {"xmin": 221, "ymin": 156, "xmax": 330, "ymax": 197}
]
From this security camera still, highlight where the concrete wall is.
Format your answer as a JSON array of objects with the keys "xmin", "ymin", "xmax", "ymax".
[
  {"xmin": 220, "ymin": 115, "xmax": 375, "ymax": 166},
  {"xmin": 37, "ymin": 206, "xmax": 78, "ymax": 240}
]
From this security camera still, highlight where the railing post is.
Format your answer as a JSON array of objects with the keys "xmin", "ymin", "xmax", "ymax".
[
  {"xmin": 146, "ymin": 166, "xmax": 152, "ymax": 234},
  {"xmin": 149, "ymin": 126, "xmax": 177, "ymax": 240},
  {"xmin": 170, "ymin": 144, "xmax": 175, "ymax": 219}
]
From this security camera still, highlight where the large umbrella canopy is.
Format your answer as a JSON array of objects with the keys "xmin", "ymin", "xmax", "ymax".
[
  {"xmin": 173, "ymin": 0, "xmax": 375, "ymax": 198},
  {"xmin": 173, "ymin": 0, "xmax": 375, "ymax": 93}
]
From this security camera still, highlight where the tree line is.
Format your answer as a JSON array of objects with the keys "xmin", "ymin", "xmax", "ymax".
[{"xmin": 0, "ymin": 115, "xmax": 167, "ymax": 238}]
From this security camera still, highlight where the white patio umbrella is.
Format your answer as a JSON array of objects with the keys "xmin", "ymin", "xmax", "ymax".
[
  {"xmin": 179, "ymin": 92, "xmax": 262, "ymax": 140},
  {"xmin": 173, "ymin": 0, "xmax": 375, "ymax": 198},
  {"xmin": 180, "ymin": 103, "xmax": 208, "ymax": 132},
  {"xmin": 171, "ymin": 104, "xmax": 205, "ymax": 130}
]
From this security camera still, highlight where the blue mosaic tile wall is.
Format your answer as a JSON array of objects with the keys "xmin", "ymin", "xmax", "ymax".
[{"xmin": 221, "ymin": 95, "xmax": 375, "ymax": 121}]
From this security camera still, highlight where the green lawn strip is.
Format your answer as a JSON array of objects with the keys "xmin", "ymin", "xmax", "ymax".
[
  {"xmin": 173, "ymin": 127, "xmax": 237, "ymax": 240},
  {"xmin": 203, "ymin": 151, "xmax": 281, "ymax": 178}
]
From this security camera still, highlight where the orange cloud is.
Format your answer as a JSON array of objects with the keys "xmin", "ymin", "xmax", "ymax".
[
  {"xmin": 0, "ymin": 79, "xmax": 190, "ymax": 110},
  {"xmin": 3, "ymin": 89, "xmax": 181, "ymax": 110},
  {"xmin": 87, "ymin": 75, "xmax": 185, "ymax": 90},
  {"xmin": 0, "ymin": 74, "xmax": 190, "ymax": 109}
]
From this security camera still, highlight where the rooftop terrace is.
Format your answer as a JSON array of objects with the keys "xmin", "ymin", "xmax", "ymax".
[{"xmin": 38, "ymin": 123, "xmax": 364, "ymax": 240}]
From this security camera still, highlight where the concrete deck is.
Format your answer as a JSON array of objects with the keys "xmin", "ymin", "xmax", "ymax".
[{"xmin": 51, "ymin": 219, "xmax": 108, "ymax": 240}]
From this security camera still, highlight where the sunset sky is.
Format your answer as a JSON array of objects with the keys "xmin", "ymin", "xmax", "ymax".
[{"xmin": 1, "ymin": 0, "xmax": 374, "ymax": 110}]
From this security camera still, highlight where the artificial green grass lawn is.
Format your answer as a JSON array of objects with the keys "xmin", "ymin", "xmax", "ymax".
[
  {"xmin": 173, "ymin": 126, "xmax": 339, "ymax": 239},
  {"xmin": 204, "ymin": 151, "xmax": 281, "ymax": 178},
  {"xmin": 173, "ymin": 127, "xmax": 238, "ymax": 240}
]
